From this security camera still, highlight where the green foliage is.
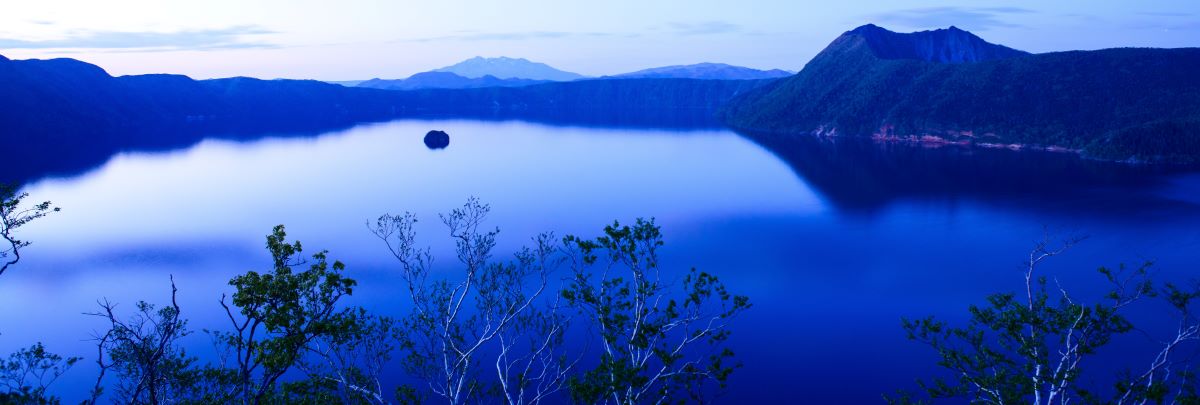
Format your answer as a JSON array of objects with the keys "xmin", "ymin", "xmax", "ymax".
[
  {"xmin": 369, "ymin": 202, "xmax": 752, "ymax": 404},
  {"xmin": 87, "ymin": 283, "xmax": 195, "ymax": 404},
  {"xmin": 370, "ymin": 198, "xmax": 569, "ymax": 405},
  {"xmin": 211, "ymin": 224, "xmax": 358, "ymax": 403},
  {"xmin": 393, "ymin": 385, "xmax": 425, "ymax": 405},
  {"xmin": 0, "ymin": 187, "xmax": 65, "ymax": 401},
  {"xmin": 79, "ymin": 226, "xmax": 373, "ymax": 404},
  {"xmin": 561, "ymin": 218, "xmax": 750, "ymax": 404},
  {"xmin": 1088, "ymin": 119, "xmax": 1200, "ymax": 163},
  {"xmin": 0, "ymin": 184, "xmax": 59, "ymax": 277},
  {"xmin": 2, "ymin": 204, "xmax": 752, "ymax": 403},
  {"xmin": 300, "ymin": 308, "xmax": 402, "ymax": 404},
  {"xmin": 0, "ymin": 342, "xmax": 79, "ymax": 404},
  {"xmin": 1104, "ymin": 280, "xmax": 1200, "ymax": 405},
  {"xmin": 0, "ymin": 187, "xmax": 67, "ymax": 403},
  {"xmin": 893, "ymin": 241, "xmax": 1200, "ymax": 404}
]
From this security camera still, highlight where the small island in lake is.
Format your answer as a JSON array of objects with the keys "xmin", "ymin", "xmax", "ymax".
[{"xmin": 424, "ymin": 130, "xmax": 450, "ymax": 149}]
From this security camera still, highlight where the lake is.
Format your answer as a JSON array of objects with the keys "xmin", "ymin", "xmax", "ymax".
[{"xmin": 3, "ymin": 119, "xmax": 1200, "ymax": 403}]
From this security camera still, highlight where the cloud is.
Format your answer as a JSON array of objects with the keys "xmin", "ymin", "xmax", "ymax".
[
  {"xmin": 1129, "ymin": 11, "xmax": 1200, "ymax": 31},
  {"xmin": 667, "ymin": 21, "xmax": 741, "ymax": 36},
  {"xmin": 871, "ymin": 6, "xmax": 1035, "ymax": 31},
  {"xmin": 396, "ymin": 20, "xmax": 742, "ymax": 43},
  {"xmin": 1137, "ymin": 11, "xmax": 1195, "ymax": 18},
  {"xmin": 0, "ymin": 25, "xmax": 277, "ymax": 51},
  {"xmin": 1056, "ymin": 11, "xmax": 1199, "ymax": 32},
  {"xmin": 400, "ymin": 30, "xmax": 626, "ymax": 43},
  {"xmin": 1122, "ymin": 19, "xmax": 1200, "ymax": 31}
]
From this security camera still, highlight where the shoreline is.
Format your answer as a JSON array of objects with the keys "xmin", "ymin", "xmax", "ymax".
[{"xmin": 724, "ymin": 124, "xmax": 1191, "ymax": 166}]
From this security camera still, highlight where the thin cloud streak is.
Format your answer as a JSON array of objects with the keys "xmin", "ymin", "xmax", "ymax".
[
  {"xmin": 0, "ymin": 25, "xmax": 277, "ymax": 51},
  {"xmin": 667, "ymin": 21, "xmax": 741, "ymax": 35},
  {"xmin": 398, "ymin": 30, "xmax": 629, "ymax": 43},
  {"xmin": 1122, "ymin": 20, "xmax": 1200, "ymax": 31},
  {"xmin": 1060, "ymin": 12, "xmax": 1200, "ymax": 32},
  {"xmin": 871, "ymin": 6, "xmax": 1035, "ymax": 31},
  {"xmin": 1137, "ymin": 11, "xmax": 1195, "ymax": 17},
  {"xmin": 397, "ymin": 20, "xmax": 746, "ymax": 43}
]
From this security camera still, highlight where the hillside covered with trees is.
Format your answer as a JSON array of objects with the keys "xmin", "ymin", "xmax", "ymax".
[
  {"xmin": 720, "ymin": 25, "xmax": 1200, "ymax": 163},
  {"xmin": 0, "ymin": 54, "xmax": 771, "ymax": 183}
]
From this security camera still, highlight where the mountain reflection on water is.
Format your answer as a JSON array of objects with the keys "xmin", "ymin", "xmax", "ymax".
[
  {"xmin": 742, "ymin": 132, "xmax": 1199, "ymax": 218},
  {"xmin": 3, "ymin": 108, "xmax": 726, "ymax": 186},
  {"xmin": 4, "ymin": 117, "xmax": 1200, "ymax": 403}
]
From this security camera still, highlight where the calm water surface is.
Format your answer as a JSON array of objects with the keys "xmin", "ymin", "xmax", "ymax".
[{"xmin": 4, "ymin": 119, "xmax": 1200, "ymax": 403}]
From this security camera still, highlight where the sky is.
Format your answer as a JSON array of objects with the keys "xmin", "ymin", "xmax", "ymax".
[{"xmin": 0, "ymin": 0, "xmax": 1197, "ymax": 80}]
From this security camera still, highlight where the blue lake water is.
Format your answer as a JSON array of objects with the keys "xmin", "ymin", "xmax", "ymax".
[{"xmin": 3, "ymin": 119, "xmax": 1200, "ymax": 403}]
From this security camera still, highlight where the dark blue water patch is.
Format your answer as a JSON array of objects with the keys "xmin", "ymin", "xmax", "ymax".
[
  {"xmin": 0, "ymin": 106, "xmax": 731, "ymax": 187},
  {"xmin": 4, "ymin": 120, "xmax": 1200, "ymax": 403}
]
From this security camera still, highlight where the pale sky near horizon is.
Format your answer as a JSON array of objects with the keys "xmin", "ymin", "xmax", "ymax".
[{"xmin": 0, "ymin": 0, "xmax": 1197, "ymax": 80}]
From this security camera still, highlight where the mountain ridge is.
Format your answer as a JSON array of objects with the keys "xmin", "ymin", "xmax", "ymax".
[
  {"xmin": 847, "ymin": 23, "xmax": 1030, "ymax": 63},
  {"xmin": 0, "ymin": 53, "xmax": 772, "ymax": 183},
  {"xmin": 431, "ymin": 56, "xmax": 584, "ymax": 81},
  {"xmin": 611, "ymin": 63, "xmax": 793, "ymax": 80},
  {"xmin": 357, "ymin": 71, "xmax": 548, "ymax": 90},
  {"xmin": 721, "ymin": 24, "xmax": 1200, "ymax": 163}
]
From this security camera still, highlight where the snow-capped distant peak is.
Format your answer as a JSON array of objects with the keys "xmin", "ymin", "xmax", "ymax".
[{"xmin": 432, "ymin": 56, "xmax": 584, "ymax": 81}]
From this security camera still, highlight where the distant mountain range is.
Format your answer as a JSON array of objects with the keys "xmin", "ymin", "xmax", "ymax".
[
  {"xmin": 611, "ymin": 63, "xmax": 792, "ymax": 80},
  {"xmin": 342, "ymin": 58, "xmax": 789, "ymax": 90},
  {"xmin": 0, "ymin": 55, "xmax": 767, "ymax": 137},
  {"xmin": 4, "ymin": 22, "xmax": 1199, "ymax": 176},
  {"xmin": 357, "ymin": 71, "xmax": 548, "ymax": 91},
  {"xmin": 721, "ymin": 24, "xmax": 1200, "ymax": 163},
  {"xmin": 0, "ymin": 53, "xmax": 770, "ymax": 183},
  {"xmin": 432, "ymin": 56, "xmax": 584, "ymax": 81}
]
